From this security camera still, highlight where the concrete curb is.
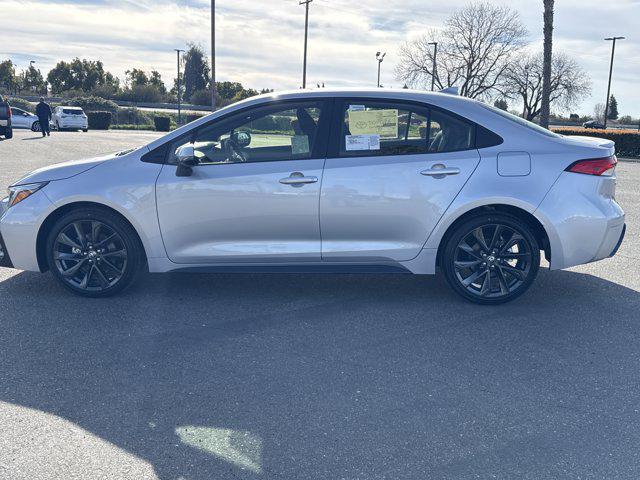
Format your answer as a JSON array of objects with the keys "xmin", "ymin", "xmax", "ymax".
[{"xmin": 619, "ymin": 157, "xmax": 640, "ymax": 163}]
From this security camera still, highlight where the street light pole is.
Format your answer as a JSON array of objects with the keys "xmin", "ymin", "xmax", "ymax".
[
  {"xmin": 428, "ymin": 42, "xmax": 438, "ymax": 91},
  {"xmin": 300, "ymin": 0, "xmax": 313, "ymax": 88},
  {"xmin": 210, "ymin": 0, "xmax": 216, "ymax": 112},
  {"xmin": 376, "ymin": 52, "xmax": 386, "ymax": 88},
  {"xmin": 175, "ymin": 48, "xmax": 185, "ymax": 125},
  {"xmin": 603, "ymin": 36, "xmax": 624, "ymax": 129}
]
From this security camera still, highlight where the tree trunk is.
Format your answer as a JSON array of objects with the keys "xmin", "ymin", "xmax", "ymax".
[{"xmin": 540, "ymin": 0, "xmax": 554, "ymax": 129}]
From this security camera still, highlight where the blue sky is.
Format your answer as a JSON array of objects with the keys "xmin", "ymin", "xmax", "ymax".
[{"xmin": 3, "ymin": 0, "xmax": 640, "ymax": 116}]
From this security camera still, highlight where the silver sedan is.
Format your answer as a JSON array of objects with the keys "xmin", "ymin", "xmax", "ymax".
[{"xmin": 0, "ymin": 89, "xmax": 625, "ymax": 304}]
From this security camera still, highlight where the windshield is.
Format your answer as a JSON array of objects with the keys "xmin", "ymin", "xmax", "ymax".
[{"xmin": 480, "ymin": 103, "xmax": 561, "ymax": 138}]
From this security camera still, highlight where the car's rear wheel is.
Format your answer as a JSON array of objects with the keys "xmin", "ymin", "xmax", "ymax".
[
  {"xmin": 31, "ymin": 121, "xmax": 41, "ymax": 132},
  {"xmin": 442, "ymin": 213, "xmax": 540, "ymax": 305},
  {"xmin": 46, "ymin": 208, "xmax": 145, "ymax": 297}
]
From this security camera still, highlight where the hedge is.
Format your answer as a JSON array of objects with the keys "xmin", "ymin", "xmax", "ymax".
[
  {"xmin": 552, "ymin": 127, "xmax": 640, "ymax": 158},
  {"xmin": 68, "ymin": 96, "xmax": 119, "ymax": 113},
  {"xmin": 87, "ymin": 111, "xmax": 112, "ymax": 130},
  {"xmin": 154, "ymin": 116, "xmax": 171, "ymax": 132},
  {"xmin": 7, "ymin": 97, "xmax": 35, "ymax": 113}
]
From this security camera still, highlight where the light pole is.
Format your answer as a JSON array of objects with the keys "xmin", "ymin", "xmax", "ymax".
[
  {"xmin": 523, "ymin": 64, "xmax": 530, "ymax": 119},
  {"xmin": 428, "ymin": 42, "xmax": 437, "ymax": 91},
  {"xmin": 376, "ymin": 52, "xmax": 386, "ymax": 88},
  {"xmin": 300, "ymin": 0, "xmax": 313, "ymax": 88},
  {"xmin": 210, "ymin": 0, "xmax": 216, "ymax": 112},
  {"xmin": 175, "ymin": 48, "xmax": 185, "ymax": 125},
  {"xmin": 603, "ymin": 36, "xmax": 624, "ymax": 129}
]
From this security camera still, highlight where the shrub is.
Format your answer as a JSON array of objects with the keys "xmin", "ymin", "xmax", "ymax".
[
  {"xmin": 185, "ymin": 113, "xmax": 206, "ymax": 124},
  {"xmin": 113, "ymin": 107, "xmax": 152, "ymax": 125},
  {"xmin": 87, "ymin": 111, "xmax": 112, "ymax": 130},
  {"xmin": 6, "ymin": 97, "xmax": 35, "ymax": 113},
  {"xmin": 552, "ymin": 127, "xmax": 640, "ymax": 158},
  {"xmin": 154, "ymin": 116, "xmax": 171, "ymax": 132},
  {"xmin": 189, "ymin": 89, "xmax": 212, "ymax": 106},
  {"xmin": 68, "ymin": 96, "xmax": 119, "ymax": 113}
]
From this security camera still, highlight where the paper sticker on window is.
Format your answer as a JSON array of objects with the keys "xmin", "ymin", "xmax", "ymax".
[
  {"xmin": 348, "ymin": 104, "xmax": 366, "ymax": 111},
  {"xmin": 348, "ymin": 109, "xmax": 398, "ymax": 138},
  {"xmin": 291, "ymin": 135, "xmax": 310, "ymax": 155},
  {"xmin": 345, "ymin": 134, "xmax": 381, "ymax": 151}
]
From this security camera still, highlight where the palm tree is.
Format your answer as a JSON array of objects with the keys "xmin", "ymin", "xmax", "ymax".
[{"xmin": 540, "ymin": 0, "xmax": 554, "ymax": 128}]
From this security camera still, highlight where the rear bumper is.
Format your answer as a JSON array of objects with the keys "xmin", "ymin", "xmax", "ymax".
[{"xmin": 608, "ymin": 223, "xmax": 626, "ymax": 258}]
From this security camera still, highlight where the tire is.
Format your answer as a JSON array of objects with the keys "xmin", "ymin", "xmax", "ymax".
[
  {"xmin": 46, "ymin": 207, "xmax": 145, "ymax": 297},
  {"xmin": 5, "ymin": 128, "xmax": 12, "ymax": 139},
  {"xmin": 31, "ymin": 121, "xmax": 41, "ymax": 132},
  {"xmin": 441, "ymin": 213, "xmax": 540, "ymax": 305},
  {"xmin": 55, "ymin": 121, "xmax": 61, "ymax": 131},
  {"xmin": 83, "ymin": 128, "xmax": 88, "ymax": 132}
]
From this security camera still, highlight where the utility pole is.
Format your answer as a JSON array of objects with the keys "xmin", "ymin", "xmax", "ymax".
[
  {"xmin": 300, "ymin": 0, "xmax": 313, "ymax": 88},
  {"xmin": 210, "ymin": 0, "xmax": 216, "ymax": 112},
  {"xmin": 175, "ymin": 48, "xmax": 185, "ymax": 125},
  {"xmin": 376, "ymin": 52, "xmax": 386, "ymax": 88},
  {"xmin": 428, "ymin": 42, "xmax": 438, "ymax": 91},
  {"xmin": 603, "ymin": 36, "xmax": 625, "ymax": 129}
]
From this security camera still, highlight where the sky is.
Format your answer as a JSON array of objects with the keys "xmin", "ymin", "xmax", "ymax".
[{"xmin": 2, "ymin": 0, "xmax": 640, "ymax": 117}]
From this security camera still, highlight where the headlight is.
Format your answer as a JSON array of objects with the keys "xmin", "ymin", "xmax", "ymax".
[{"xmin": 7, "ymin": 182, "xmax": 48, "ymax": 208}]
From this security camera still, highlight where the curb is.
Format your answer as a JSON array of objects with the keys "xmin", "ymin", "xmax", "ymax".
[{"xmin": 619, "ymin": 157, "xmax": 640, "ymax": 163}]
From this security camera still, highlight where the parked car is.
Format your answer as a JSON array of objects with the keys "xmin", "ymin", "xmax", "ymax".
[
  {"xmin": 52, "ymin": 106, "xmax": 88, "ymax": 132},
  {"xmin": 0, "ymin": 89, "xmax": 625, "ymax": 303},
  {"xmin": 10, "ymin": 107, "xmax": 41, "ymax": 131},
  {"xmin": 583, "ymin": 120, "xmax": 606, "ymax": 129},
  {"xmin": 0, "ymin": 94, "xmax": 12, "ymax": 139}
]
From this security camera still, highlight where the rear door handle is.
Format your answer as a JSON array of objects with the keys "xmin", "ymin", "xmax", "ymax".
[
  {"xmin": 420, "ymin": 165, "xmax": 461, "ymax": 177},
  {"xmin": 279, "ymin": 172, "xmax": 318, "ymax": 186}
]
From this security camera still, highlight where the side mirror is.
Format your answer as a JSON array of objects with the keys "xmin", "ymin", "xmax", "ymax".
[{"xmin": 175, "ymin": 145, "xmax": 199, "ymax": 177}]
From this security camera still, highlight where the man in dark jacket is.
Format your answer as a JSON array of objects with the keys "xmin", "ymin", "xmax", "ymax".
[{"xmin": 35, "ymin": 97, "xmax": 52, "ymax": 137}]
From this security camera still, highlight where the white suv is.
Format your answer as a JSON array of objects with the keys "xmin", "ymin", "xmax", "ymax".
[{"xmin": 52, "ymin": 106, "xmax": 88, "ymax": 132}]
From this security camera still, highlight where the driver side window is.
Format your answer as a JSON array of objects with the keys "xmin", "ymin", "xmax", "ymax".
[{"xmin": 170, "ymin": 102, "xmax": 324, "ymax": 165}]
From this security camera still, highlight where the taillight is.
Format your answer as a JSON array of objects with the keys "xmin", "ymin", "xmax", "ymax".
[
  {"xmin": 565, "ymin": 156, "xmax": 617, "ymax": 176},
  {"xmin": 7, "ymin": 107, "xmax": 11, "ymax": 119}
]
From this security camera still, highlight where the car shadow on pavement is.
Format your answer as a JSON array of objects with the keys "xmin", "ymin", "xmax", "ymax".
[{"xmin": 0, "ymin": 268, "xmax": 639, "ymax": 479}]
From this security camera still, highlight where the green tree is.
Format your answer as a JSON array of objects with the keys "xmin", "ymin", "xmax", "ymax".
[
  {"xmin": 0, "ymin": 60, "xmax": 18, "ymax": 93},
  {"xmin": 20, "ymin": 65, "xmax": 47, "ymax": 94},
  {"xmin": 607, "ymin": 94, "xmax": 619, "ymax": 120},
  {"xmin": 183, "ymin": 44, "xmax": 210, "ymax": 101},
  {"xmin": 47, "ymin": 58, "xmax": 118, "ymax": 94}
]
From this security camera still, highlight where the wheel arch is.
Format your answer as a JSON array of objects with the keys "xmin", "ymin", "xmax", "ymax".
[
  {"xmin": 435, "ymin": 204, "xmax": 551, "ymax": 269},
  {"xmin": 36, "ymin": 201, "xmax": 148, "ymax": 272}
]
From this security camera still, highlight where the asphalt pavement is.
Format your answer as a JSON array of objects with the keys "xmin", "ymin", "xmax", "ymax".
[{"xmin": 1, "ymin": 128, "xmax": 639, "ymax": 479}]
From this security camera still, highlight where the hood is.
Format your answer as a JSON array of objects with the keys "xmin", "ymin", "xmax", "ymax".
[{"xmin": 12, "ymin": 153, "xmax": 118, "ymax": 186}]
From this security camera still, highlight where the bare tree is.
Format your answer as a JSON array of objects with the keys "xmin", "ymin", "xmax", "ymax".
[
  {"xmin": 395, "ymin": 2, "xmax": 528, "ymax": 99},
  {"xmin": 503, "ymin": 52, "xmax": 591, "ymax": 121},
  {"xmin": 540, "ymin": 0, "xmax": 554, "ymax": 128}
]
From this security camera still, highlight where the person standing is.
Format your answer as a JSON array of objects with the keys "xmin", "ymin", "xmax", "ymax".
[{"xmin": 35, "ymin": 97, "xmax": 52, "ymax": 137}]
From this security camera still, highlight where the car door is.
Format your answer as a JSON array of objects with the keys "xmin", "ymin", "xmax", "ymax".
[
  {"xmin": 320, "ymin": 98, "xmax": 481, "ymax": 262},
  {"xmin": 155, "ymin": 99, "xmax": 332, "ymax": 264},
  {"xmin": 11, "ymin": 108, "xmax": 29, "ymax": 128}
]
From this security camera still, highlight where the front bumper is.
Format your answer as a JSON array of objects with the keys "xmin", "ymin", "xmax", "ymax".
[{"xmin": 0, "ymin": 231, "xmax": 13, "ymax": 268}]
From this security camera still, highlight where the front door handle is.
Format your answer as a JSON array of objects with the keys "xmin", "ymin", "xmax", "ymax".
[
  {"xmin": 421, "ymin": 164, "xmax": 461, "ymax": 177},
  {"xmin": 279, "ymin": 172, "xmax": 318, "ymax": 186}
]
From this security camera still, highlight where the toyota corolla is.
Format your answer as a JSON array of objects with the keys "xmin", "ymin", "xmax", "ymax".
[{"xmin": 0, "ymin": 89, "xmax": 625, "ymax": 304}]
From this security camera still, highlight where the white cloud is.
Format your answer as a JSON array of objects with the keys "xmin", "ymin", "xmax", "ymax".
[{"xmin": 2, "ymin": 0, "xmax": 639, "ymax": 116}]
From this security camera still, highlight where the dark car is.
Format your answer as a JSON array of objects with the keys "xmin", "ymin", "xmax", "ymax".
[
  {"xmin": 583, "ymin": 120, "xmax": 606, "ymax": 130},
  {"xmin": 0, "ymin": 94, "xmax": 12, "ymax": 139}
]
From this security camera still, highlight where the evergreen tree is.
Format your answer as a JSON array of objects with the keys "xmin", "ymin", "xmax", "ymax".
[{"xmin": 607, "ymin": 95, "xmax": 619, "ymax": 120}]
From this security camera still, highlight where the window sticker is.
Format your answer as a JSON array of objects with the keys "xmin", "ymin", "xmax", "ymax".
[
  {"xmin": 291, "ymin": 135, "xmax": 310, "ymax": 155},
  {"xmin": 348, "ymin": 104, "xmax": 366, "ymax": 112},
  {"xmin": 345, "ymin": 134, "xmax": 381, "ymax": 151},
  {"xmin": 348, "ymin": 109, "xmax": 398, "ymax": 138}
]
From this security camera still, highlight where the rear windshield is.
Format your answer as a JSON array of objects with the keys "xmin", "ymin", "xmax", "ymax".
[
  {"xmin": 480, "ymin": 103, "xmax": 560, "ymax": 138},
  {"xmin": 63, "ymin": 108, "xmax": 84, "ymax": 115}
]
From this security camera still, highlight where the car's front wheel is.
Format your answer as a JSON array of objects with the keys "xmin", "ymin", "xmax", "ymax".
[
  {"xmin": 442, "ymin": 213, "xmax": 540, "ymax": 305},
  {"xmin": 31, "ymin": 121, "xmax": 41, "ymax": 132},
  {"xmin": 46, "ymin": 208, "xmax": 145, "ymax": 297}
]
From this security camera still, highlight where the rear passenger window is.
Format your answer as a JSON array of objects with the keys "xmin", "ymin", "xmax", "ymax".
[
  {"xmin": 339, "ymin": 101, "xmax": 476, "ymax": 157},
  {"xmin": 428, "ymin": 109, "xmax": 474, "ymax": 153}
]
